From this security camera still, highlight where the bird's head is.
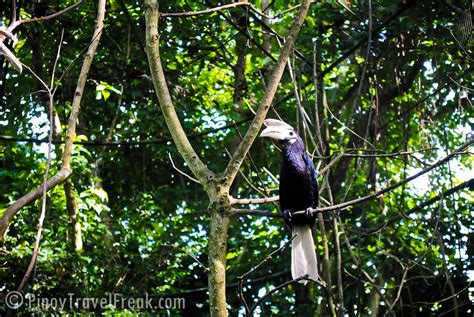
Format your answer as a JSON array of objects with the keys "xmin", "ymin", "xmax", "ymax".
[{"xmin": 259, "ymin": 118, "xmax": 298, "ymax": 145}]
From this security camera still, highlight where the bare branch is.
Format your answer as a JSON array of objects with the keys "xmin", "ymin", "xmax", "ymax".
[
  {"xmin": 249, "ymin": 275, "xmax": 324, "ymax": 315},
  {"xmin": 163, "ymin": 243, "xmax": 209, "ymax": 273},
  {"xmin": 230, "ymin": 195, "xmax": 279, "ymax": 205},
  {"xmin": 240, "ymin": 235, "xmax": 295, "ymax": 281},
  {"xmin": 172, "ymin": 270, "xmax": 290, "ymax": 296},
  {"xmin": 307, "ymin": 140, "xmax": 473, "ymax": 214},
  {"xmin": 16, "ymin": 29, "xmax": 65, "ymax": 292},
  {"xmin": 0, "ymin": 0, "xmax": 106, "ymax": 243},
  {"xmin": 0, "ymin": 42, "xmax": 22, "ymax": 72},
  {"xmin": 145, "ymin": 0, "xmax": 213, "ymax": 187},
  {"xmin": 168, "ymin": 153, "xmax": 200, "ymax": 184},
  {"xmin": 0, "ymin": 28, "xmax": 18, "ymax": 43},
  {"xmin": 161, "ymin": 2, "xmax": 251, "ymax": 17},
  {"xmin": 230, "ymin": 142, "xmax": 473, "ymax": 219},
  {"xmin": 11, "ymin": 0, "xmax": 17, "ymax": 24},
  {"xmin": 361, "ymin": 178, "xmax": 473, "ymax": 236},
  {"xmin": 15, "ymin": 0, "xmax": 85, "ymax": 26},
  {"xmin": 222, "ymin": 0, "xmax": 313, "ymax": 190},
  {"xmin": 161, "ymin": 1, "xmax": 306, "ymax": 20},
  {"xmin": 0, "ymin": 0, "xmax": 84, "ymax": 73},
  {"xmin": 385, "ymin": 267, "xmax": 409, "ymax": 316},
  {"xmin": 17, "ymin": 87, "xmax": 55, "ymax": 293},
  {"xmin": 237, "ymin": 236, "xmax": 295, "ymax": 316}
]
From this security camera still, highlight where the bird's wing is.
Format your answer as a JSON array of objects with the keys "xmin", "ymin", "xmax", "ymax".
[{"xmin": 302, "ymin": 152, "xmax": 319, "ymax": 208}]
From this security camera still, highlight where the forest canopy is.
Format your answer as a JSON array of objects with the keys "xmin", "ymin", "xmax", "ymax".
[{"xmin": 0, "ymin": 0, "xmax": 473, "ymax": 316}]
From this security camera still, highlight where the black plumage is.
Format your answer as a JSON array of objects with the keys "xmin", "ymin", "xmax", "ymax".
[
  {"xmin": 260, "ymin": 118, "xmax": 320, "ymax": 284},
  {"xmin": 279, "ymin": 136, "xmax": 318, "ymax": 228}
]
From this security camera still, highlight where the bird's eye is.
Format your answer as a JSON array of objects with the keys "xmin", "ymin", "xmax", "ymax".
[{"xmin": 289, "ymin": 131, "xmax": 294, "ymax": 136}]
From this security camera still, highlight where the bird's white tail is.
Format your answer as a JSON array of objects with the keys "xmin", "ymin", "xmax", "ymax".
[{"xmin": 291, "ymin": 225, "xmax": 319, "ymax": 285}]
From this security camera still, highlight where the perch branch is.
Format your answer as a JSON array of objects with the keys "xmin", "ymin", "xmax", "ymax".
[
  {"xmin": 232, "ymin": 141, "xmax": 472, "ymax": 218},
  {"xmin": 230, "ymin": 195, "xmax": 279, "ymax": 205},
  {"xmin": 231, "ymin": 209, "xmax": 281, "ymax": 218},
  {"xmin": 304, "ymin": 140, "xmax": 473, "ymax": 214}
]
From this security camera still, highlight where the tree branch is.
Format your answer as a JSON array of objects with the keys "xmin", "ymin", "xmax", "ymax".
[
  {"xmin": 361, "ymin": 178, "xmax": 474, "ymax": 236},
  {"xmin": 0, "ymin": 42, "xmax": 22, "ymax": 72},
  {"xmin": 221, "ymin": 0, "xmax": 313, "ymax": 189},
  {"xmin": 230, "ymin": 195, "xmax": 279, "ymax": 205},
  {"xmin": 237, "ymin": 235, "xmax": 295, "ymax": 316},
  {"xmin": 17, "ymin": 30, "xmax": 62, "ymax": 290},
  {"xmin": 308, "ymin": 140, "xmax": 473, "ymax": 214},
  {"xmin": 168, "ymin": 153, "xmax": 200, "ymax": 184},
  {"xmin": 15, "ymin": 0, "xmax": 85, "ymax": 26},
  {"xmin": 231, "ymin": 141, "xmax": 473, "ymax": 218},
  {"xmin": 0, "ymin": 0, "xmax": 106, "ymax": 244},
  {"xmin": 0, "ymin": 0, "xmax": 85, "ymax": 73},
  {"xmin": 145, "ymin": 0, "xmax": 213, "ymax": 188},
  {"xmin": 161, "ymin": 2, "xmax": 252, "ymax": 17},
  {"xmin": 172, "ymin": 270, "xmax": 291, "ymax": 296},
  {"xmin": 249, "ymin": 275, "xmax": 321, "ymax": 315},
  {"xmin": 11, "ymin": 0, "xmax": 17, "ymax": 24}
]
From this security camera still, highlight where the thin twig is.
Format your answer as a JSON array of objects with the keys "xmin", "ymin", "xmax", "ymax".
[
  {"xmin": 360, "ymin": 178, "xmax": 473, "ymax": 236},
  {"xmin": 0, "ymin": 0, "xmax": 106, "ymax": 243},
  {"xmin": 173, "ymin": 270, "xmax": 290, "ymax": 296},
  {"xmin": 168, "ymin": 153, "xmax": 200, "ymax": 184},
  {"xmin": 240, "ymin": 235, "xmax": 295, "ymax": 281},
  {"xmin": 237, "ymin": 235, "xmax": 296, "ymax": 316},
  {"xmin": 15, "ymin": 0, "xmax": 85, "ymax": 26},
  {"xmin": 385, "ymin": 267, "xmax": 409, "ymax": 316},
  {"xmin": 163, "ymin": 243, "xmax": 209, "ymax": 272},
  {"xmin": 232, "ymin": 142, "xmax": 472, "ymax": 218},
  {"xmin": 0, "ymin": 0, "xmax": 85, "ymax": 72},
  {"xmin": 306, "ymin": 140, "xmax": 472, "ymax": 214},
  {"xmin": 17, "ymin": 30, "xmax": 65, "ymax": 292},
  {"xmin": 249, "ymin": 275, "xmax": 322, "ymax": 315},
  {"xmin": 162, "ymin": 1, "xmax": 303, "ymax": 19}
]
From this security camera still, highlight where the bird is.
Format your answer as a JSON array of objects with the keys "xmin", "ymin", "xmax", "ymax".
[{"xmin": 260, "ymin": 118, "xmax": 319, "ymax": 285}]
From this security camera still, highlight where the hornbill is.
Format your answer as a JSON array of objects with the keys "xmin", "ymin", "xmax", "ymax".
[{"xmin": 260, "ymin": 119, "xmax": 319, "ymax": 284}]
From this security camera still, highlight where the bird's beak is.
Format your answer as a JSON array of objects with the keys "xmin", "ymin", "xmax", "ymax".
[{"xmin": 260, "ymin": 126, "xmax": 286, "ymax": 140}]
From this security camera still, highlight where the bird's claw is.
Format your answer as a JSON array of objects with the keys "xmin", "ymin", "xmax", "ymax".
[
  {"xmin": 305, "ymin": 207, "xmax": 314, "ymax": 217},
  {"xmin": 283, "ymin": 209, "xmax": 292, "ymax": 222}
]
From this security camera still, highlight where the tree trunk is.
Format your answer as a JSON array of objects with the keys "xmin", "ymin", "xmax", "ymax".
[
  {"xmin": 64, "ymin": 180, "xmax": 83, "ymax": 252},
  {"xmin": 208, "ymin": 195, "xmax": 230, "ymax": 317}
]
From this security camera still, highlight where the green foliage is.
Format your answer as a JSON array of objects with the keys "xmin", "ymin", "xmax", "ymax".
[{"xmin": 0, "ymin": 0, "xmax": 473, "ymax": 316}]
